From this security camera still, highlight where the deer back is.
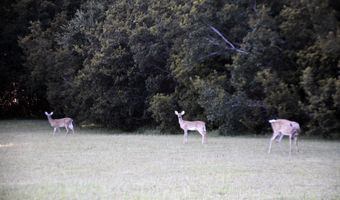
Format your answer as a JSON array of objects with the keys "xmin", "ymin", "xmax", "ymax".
[
  {"xmin": 270, "ymin": 119, "xmax": 297, "ymax": 136},
  {"xmin": 181, "ymin": 120, "xmax": 205, "ymax": 131},
  {"xmin": 50, "ymin": 118, "xmax": 73, "ymax": 128}
]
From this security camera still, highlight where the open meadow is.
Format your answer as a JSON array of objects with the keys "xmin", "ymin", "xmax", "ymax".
[{"xmin": 0, "ymin": 120, "xmax": 339, "ymax": 199}]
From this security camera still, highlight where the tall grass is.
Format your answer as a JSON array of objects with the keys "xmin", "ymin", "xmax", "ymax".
[{"xmin": 0, "ymin": 120, "xmax": 339, "ymax": 199}]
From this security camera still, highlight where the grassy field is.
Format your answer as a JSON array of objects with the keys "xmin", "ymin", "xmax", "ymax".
[{"xmin": 0, "ymin": 120, "xmax": 339, "ymax": 200}]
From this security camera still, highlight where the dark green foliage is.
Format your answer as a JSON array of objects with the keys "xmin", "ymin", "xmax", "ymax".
[
  {"xmin": 0, "ymin": 0, "xmax": 84, "ymax": 118},
  {"xmin": 256, "ymin": 69, "xmax": 301, "ymax": 119},
  {"xmin": 149, "ymin": 94, "xmax": 177, "ymax": 133},
  {"xmin": 195, "ymin": 79, "xmax": 267, "ymax": 135},
  {"xmin": 298, "ymin": 32, "xmax": 340, "ymax": 137},
  {"xmin": 2, "ymin": 0, "xmax": 339, "ymax": 137}
]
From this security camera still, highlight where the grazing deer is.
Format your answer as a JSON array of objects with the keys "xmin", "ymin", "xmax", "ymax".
[
  {"xmin": 174, "ymin": 111, "xmax": 207, "ymax": 144},
  {"xmin": 44, "ymin": 112, "xmax": 75, "ymax": 135},
  {"xmin": 268, "ymin": 119, "xmax": 300, "ymax": 155}
]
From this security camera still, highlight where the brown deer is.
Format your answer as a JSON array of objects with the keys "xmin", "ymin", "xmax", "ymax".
[
  {"xmin": 44, "ymin": 112, "xmax": 74, "ymax": 135},
  {"xmin": 268, "ymin": 119, "xmax": 300, "ymax": 155},
  {"xmin": 174, "ymin": 111, "xmax": 207, "ymax": 144}
]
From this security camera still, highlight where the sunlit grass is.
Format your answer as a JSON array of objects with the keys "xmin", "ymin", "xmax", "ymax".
[{"xmin": 0, "ymin": 120, "xmax": 339, "ymax": 199}]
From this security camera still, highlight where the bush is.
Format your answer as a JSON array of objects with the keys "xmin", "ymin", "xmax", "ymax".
[
  {"xmin": 149, "ymin": 94, "xmax": 178, "ymax": 133},
  {"xmin": 196, "ymin": 82, "xmax": 268, "ymax": 135}
]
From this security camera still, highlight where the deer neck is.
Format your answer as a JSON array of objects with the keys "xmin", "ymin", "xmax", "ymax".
[
  {"xmin": 47, "ymin": 116, "xmax": 54, "ymax": 126},
  {"xmin": 178, "ymin": 116, "xmax": 185, "ymax": 127}
]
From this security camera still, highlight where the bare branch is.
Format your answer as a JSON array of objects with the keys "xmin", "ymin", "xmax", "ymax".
[
  {"xmin": 208, "ymin": 25, "xmax": 236, "ymax": 49},
  {"xmin": 199, "ymin": 51, "xmax": 223, "ymax": 61},
  {"xmin": 252, "ymin": 0, "xmax": 257, "ymax": 13},
  {"xmin": 208, "ymin": 25, "xmax": 248, "ymax": 54},
  {"xmin": 234, "ymin": 48, "xmax": 249, "ymax": 54},
  {"xmin": 205, "ymin": 37, "xmax": 221, "ymax": 46}
]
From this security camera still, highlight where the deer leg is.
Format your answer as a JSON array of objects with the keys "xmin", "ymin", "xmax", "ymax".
[
  {"xmin": 53, "ymin": 128, "xmax": 57, "ymax": 136},
  {"xmin": 276, "ymin": 134, "xmax": 282, "ymax": 152},
  {"xmin": 183, "ymin": 130, "xmax": 188, "ymax": 144},
  {"xmin": 69, "ymin": 122, "xmax": 74, "ymax": 134},
  {"xmin": 203, "ymin": 131, "xmax": 207, "ymax": 144},
  {"xmin": 65, "ymin": 126, "xmax": 69, "ymax": 135},
  {"xmin": 294, "ymin": 136, "xmax": 299, "ymax": 152},
  {"xmin": 289, "ymin": 135, "xmax": 292, "ymax": 156},
  {"xmin": 198, "ymin": 130, "xmax": 205, "ymax": 144},
  {"xmin": 276, "ymin": 134, "xmax": 284, "ymax": 143},
  {"xmin": 268, "ymin": 133, "xmax": 278, "ymax": 154}
]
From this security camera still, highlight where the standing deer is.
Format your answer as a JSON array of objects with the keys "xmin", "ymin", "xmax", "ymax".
[
  {"xmin": 174, "ymin": 111, "xmax": 207, "ymax": 144},
  {"xmin": 268, "ymin": 119, "xmax": 300, "ymax": 155},
  {"xmin": 44, "ymin": 112, "xmax": 75, "ymax": 135}
]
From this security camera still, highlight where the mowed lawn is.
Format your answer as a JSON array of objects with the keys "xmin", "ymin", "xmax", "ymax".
[{"xmin": 0, "ymin": 120, "xmax": 339, "ymax": 200}]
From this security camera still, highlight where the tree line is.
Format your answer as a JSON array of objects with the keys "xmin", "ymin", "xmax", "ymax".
[{"xmin": 1, "ymin": 0, "xmax": 339, "ymax": 137}]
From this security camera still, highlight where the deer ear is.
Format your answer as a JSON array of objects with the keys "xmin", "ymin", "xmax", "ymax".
[
  {"xmin": 50, "ymin": 112, "xmax": 54, "ymax": 115},
  {"xmin": 44, "ymin": 112, "xmax": 48, "ymax": 115},
  {"xmin": 181, "ymin": 111, "xmax": 185, "ymax": 115},
  {"xmin": 175, "ymin": 111, "xmax": 179, "ymax": 115}
]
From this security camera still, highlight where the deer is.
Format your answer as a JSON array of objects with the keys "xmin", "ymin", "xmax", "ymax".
[
  {"xmin": 268, "ymin": 119, "xmax": 300, "ymax": 155},
  {"xmin": 44, "ymin": 112, "xmax": 75, "ymax": 136},
  {"xmin": 174, "ymin": 111, "xmax": 207, "ymax": 144}
]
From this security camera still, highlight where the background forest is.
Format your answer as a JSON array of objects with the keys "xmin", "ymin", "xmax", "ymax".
[{"xmin": 1, "ymin": 0, "xmax": 339, "ymax": 137}]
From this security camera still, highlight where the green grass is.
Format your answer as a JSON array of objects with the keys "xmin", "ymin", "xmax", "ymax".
[{"xmin": 0, "ymin": 120, "xmax": 339, "ymax": 200}]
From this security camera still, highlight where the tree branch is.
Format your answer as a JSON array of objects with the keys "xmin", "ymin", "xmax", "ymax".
[
  {"xmin": 209, "ymin": 25, "xmax": 236, "ymax": 49},
  {"xmin": 199, "ymin": 51, "xmax": 223, "ymax": 61},
  {"xmin": 208, "ymin": 25, "xmax": 248, "ymax": 54},
  {"xmin": 252, "ymin": 0, "xmax": 257, "ymax": 13}
]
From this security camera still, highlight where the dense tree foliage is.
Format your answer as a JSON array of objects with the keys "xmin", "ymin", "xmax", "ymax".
[{"xmin": 1, "ymin": 0, "xmax": 339, "ymax": 137}]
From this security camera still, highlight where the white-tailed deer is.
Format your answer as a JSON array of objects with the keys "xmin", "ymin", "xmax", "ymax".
[
  {"xmin": 268, "ymin": 119, "xmax": 300, "ymax": 155},
  {"xmin": 174, "ymin": 111, "xmax": 207, "ymax": 144},
  {"xmin": 44, "ymin": 112, "xmax": 75, "ymax": 135}
]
